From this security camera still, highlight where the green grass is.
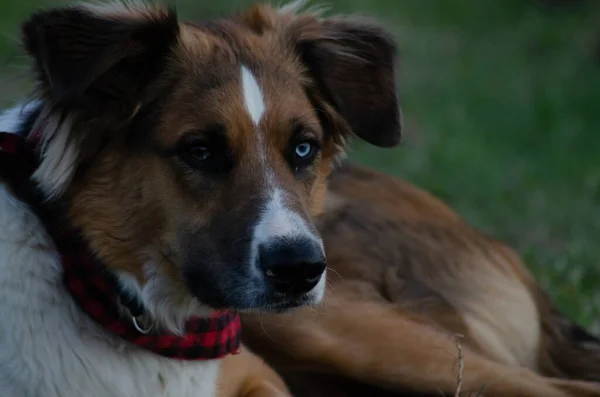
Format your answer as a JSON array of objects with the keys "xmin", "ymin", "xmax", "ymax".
[{"xmin": 1, "ymin": 0, "xmax": 599, "ymax": 329}]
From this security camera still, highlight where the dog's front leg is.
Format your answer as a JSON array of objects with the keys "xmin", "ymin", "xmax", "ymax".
[
  {"xmin": 217, "ymin": 345, "xmax": 292, "ymax": 397},
  {"xmin": 242, "ymin": 282, "xmax": 600, "ymax": 397}
]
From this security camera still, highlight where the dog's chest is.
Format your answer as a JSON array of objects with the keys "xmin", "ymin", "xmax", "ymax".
[{"xmin": 0, "ymin": 184, "xmax": 220, "ymax": 397}]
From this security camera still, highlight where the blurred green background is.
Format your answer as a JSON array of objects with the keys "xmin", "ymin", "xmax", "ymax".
[{"xmin": 1, "ymin": 0, "xmax": 599, "ymax": 329}]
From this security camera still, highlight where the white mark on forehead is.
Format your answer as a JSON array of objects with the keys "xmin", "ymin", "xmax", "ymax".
[{"xmin": 241, "ymin": 65, "xmax": 265, "ymax": 126}]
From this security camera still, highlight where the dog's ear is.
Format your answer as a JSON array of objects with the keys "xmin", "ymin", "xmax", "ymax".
[
  {"xmin": 291, "ymin": 16, "xmax": 402, "ymax": 148},
  {"xmin": 20, "ymin": 4, "xmax": 179, "ymax": 200},
  {"xmin": 21, "ymin": 4, "xmax": 179, "ymax": 105}
]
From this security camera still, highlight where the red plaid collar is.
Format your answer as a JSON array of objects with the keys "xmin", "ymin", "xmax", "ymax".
[{"xmin": 0, "ymin": 131, "xmax": 242, "ymax": 360}]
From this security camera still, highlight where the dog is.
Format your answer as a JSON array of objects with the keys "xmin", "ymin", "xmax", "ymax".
[
  {"xmin": 0, "ymin": 1, "xmax": 402, "ymax": 396},
  {"xmin": 3, "ymin": 2, "xmax": 598, "ymax": 397}
]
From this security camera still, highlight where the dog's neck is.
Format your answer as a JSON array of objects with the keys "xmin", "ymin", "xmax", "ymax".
[
  {"xmin": 0, "ymin": 121, "xmax": 242, "ymax": 360},
  {"xmin": 115, "ymin": 263, "xmax": 213, "ymax": 335},
  {"xmin": 9, "ymin": 103, "xmax": 213, "ymax": 335},
  {"xmin": 0, "ymin": 176, "xmax": 223, "ymax": 397}
]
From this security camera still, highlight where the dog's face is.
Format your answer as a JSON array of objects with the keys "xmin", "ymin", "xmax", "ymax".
[{"xmin": 22, "ymin": 2, "xmax": 401, "ymax": 319}]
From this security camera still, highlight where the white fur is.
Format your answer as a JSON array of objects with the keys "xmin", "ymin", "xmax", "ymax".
[
  {"xmin": 278, "ymin": 0, "xmax": 327, "ymax": 17},
  {"xmin": 31, "ymin": 112, "xmax": 80, "ymax": 200},
  {"xmin": 0, "ymin": 181, "xmax": 221, "ymax": 397},
  {"xmin": 0, "ymin": 101, "xmax": 81, "ymax": 199},
  {"xmin": 0, "ymin": 100, "xmax": 40, "ymax": 133},
  {"xmin": 239, "ymin": 64, "xmax": 326, "ymax": 302},
  {"xmin": 241, "ymin": 65, "xmax": 270, "ymax": 165},
  {"xmin": 250, "ymin": 188, "xmax": 326, "ymax": 302},
  {"xmin": 252, "ymin": 189, "xmax": 321, "ymax": 248},
  {"xmin": 277, "ymin": 0, "xmax": 307, "ymax": 14},
  {"xmin": 238, "ymin": 64, "xmax": 326, "ymax": 302},
  {"xmin": 309, "ymin": 269, "xmax": 327, "ymax": 303},
  {"xmin": 0, "ymin": 104, "xmax": 222, "ymax": 396},
  {"xmin": 241, "ymin": 65, "xmax": 265, "ymax": 127},
  {"xmin": 117, "ymin": 262, "xmax": 212, "ymax": 336},
  {"xmin": 81, "ymin": 0, "xmax": 162, "ymax": 15}
]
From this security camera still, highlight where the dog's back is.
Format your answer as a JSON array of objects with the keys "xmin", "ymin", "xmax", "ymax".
[{"xmin": 325, "ymin": 162, "xmax": 600, "ymax": 381}]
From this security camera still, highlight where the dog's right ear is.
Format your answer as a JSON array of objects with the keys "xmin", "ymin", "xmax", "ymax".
[{"xmin": 21, "ymin": 4, "xmax": 179, "ymax": 105}]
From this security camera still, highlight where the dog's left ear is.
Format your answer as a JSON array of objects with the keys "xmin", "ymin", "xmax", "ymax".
[
  {"xmin": 293, "ymin": 16, "xmax": 402, "ymax": 148},
  {"xmin": 19, "ymin": 4, "xmax": 180, "ymax": 199},
  {"xmin": 21, "ymin": 4, "xmax": 179, "ymax": 106}
]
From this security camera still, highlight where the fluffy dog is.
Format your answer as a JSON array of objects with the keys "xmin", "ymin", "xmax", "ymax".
[{"xmin": 0, "ymin": 1, "xmax": 401, "ymax": 396}]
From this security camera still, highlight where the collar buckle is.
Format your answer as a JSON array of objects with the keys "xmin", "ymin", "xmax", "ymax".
[{"xmin": 132, "ymin": 314, "xmax": 154, "ymax": 335}]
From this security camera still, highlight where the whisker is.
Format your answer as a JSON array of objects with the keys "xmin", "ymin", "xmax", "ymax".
[
  {"xmin": 326, "ymin": 266, "xmax": 343, "ymax": 281},
  {"xmin": 257, "ymin": 313, "xmax": 275, "ymax": 342}
]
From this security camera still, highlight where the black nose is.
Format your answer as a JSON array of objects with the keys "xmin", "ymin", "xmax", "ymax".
[{"xmin": 259, "ymin": 237, "xmax": 326, "ymax": 295}]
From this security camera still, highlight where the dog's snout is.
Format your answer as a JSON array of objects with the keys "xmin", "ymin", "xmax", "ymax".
[{"xmin": 259, "ymin": 238, "xmax": 326, "ymax": 295}]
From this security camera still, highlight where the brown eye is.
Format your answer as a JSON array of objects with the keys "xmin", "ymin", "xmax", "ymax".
[
  {"xmin": 176, "ymin": 124, "xmax": 233, "ymax": 175},
  {"xmin": 178, "ymin": 142, "xmax": 214, "ymax": 169},
  {"xmin": 187, "ymin": 145, "xmax": 211, "ymax": 162}
]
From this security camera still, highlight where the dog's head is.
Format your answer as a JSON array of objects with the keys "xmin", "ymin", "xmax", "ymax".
[{"xmin": 21, "ymin": 1, "xmax": 401, "ymax": 329}]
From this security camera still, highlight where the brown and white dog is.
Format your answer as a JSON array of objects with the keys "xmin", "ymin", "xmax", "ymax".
[
  {"xmin": 0, "ymin": 1, "xmax": 400, "ymax": 396},
  {"xmin": 1, "ymin": 1, "xmax": 599, "ymax": 397}
]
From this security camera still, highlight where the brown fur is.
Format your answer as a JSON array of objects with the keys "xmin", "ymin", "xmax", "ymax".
[
  {"xmin": 21, "ymin": 1, "xmax": 400, "ymax": 312},
  {"xmin": 239, "ymin": 163, "xmax": 600, "ymax": 397},
  {"xmin": 18, "ymin": 1, "xmax": 600, "ymax": 396},
  {"xmin": 218, "ymin": 347, "xmax": 292, "ymax": 397},
  {"xmin": 19, "ymin": 1, "xmax": 401, "ymax": 395}
]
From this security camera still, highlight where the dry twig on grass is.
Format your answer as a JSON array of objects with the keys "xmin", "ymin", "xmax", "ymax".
[
  {"xmin": 452, "ymin": 333, "xmax": 464, "ymax": 397},
  {"xmin": 451, "ymin": 334, "xmax": 486, "ymax": 397}
]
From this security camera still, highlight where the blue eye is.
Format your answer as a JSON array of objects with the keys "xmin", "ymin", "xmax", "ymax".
[
  {"xmin": 295, "ymin": 142, "xmax": 313, "ymax": 158},
  {"xmin": 290, "ymin": 138, "xmax": 320, "ymax": 172}
]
